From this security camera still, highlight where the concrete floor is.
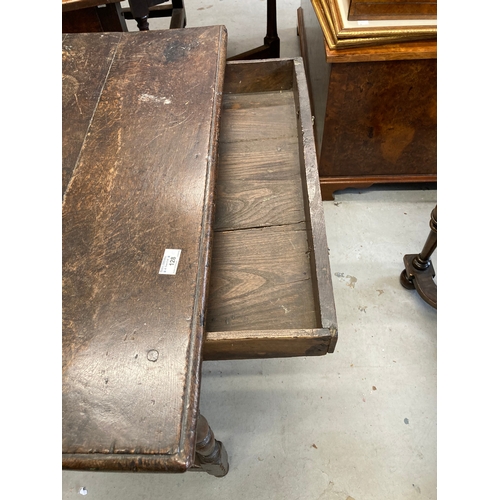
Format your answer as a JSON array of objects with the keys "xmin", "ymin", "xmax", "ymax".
[{"xmin": 62, "ymin": 2, "xmax": 437, "ymax": 498}]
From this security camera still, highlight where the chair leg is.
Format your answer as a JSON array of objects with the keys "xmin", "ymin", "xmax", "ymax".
[
  {"xmin": 129, "ymin": 0, "xmax": 150, "ymax": 30},
  {"xmin": 135, "ymin": 15, "xmax": 150, "ymax": 30},
  {"xmin": 264, "ymin": 0, "xmax": 280, "ymax": 57},
  {"xmin": 170, "ymin": 0, "xmax": 187, "ymax": 29},
  {"xmin": 227, "ymin": 0, "xmax": 280, "ymax": 60}
]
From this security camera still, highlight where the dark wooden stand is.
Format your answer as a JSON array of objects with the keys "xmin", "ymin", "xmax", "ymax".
[
  {"xmin": 297, "ymin": 2, "xmax": 437, "ymax": 199},
  {"xmin": 124, "ymin": 0, "xmax": 187, "ymax": 30},
  {"xmin": 400, "ymin": 205, "xmax": 437, "ymax": 308},
  {"xmin": 227, "ymin": 0, "xmax": 280, "ymax": 60}
]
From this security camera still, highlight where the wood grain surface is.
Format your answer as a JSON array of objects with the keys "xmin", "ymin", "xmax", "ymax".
[
  {"xmin": 62, "ymin": 27, "xmax": 227, "ymax": 471},
  {"xmin": 321, "ymin": 57, "xmax": 437, "ymax": 177},
  {"xmin": 204, "ymin": 328, "xmax": 333, "ymax": 359},
  {"xmin": 62, "ymin": 33, "xmax": 121, "ymax": 196},
  {"xmin": 208, "ymin": 90, "xmax": 317, "ymax": 332},
  {"xmin": 205, "ymin": 60, "xmax": 337, "ymax": 359},
  {"xmin": 292, "ymin": 59, "xmax": 337, "ymax": 348}
]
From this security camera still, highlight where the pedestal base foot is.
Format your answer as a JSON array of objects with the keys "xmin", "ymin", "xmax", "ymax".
[{"xmin": 401, "ymin": 254, "xmax": 437, "ymax": 309}]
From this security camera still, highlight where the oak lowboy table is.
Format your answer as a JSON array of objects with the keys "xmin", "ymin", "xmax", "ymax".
[{"xmin": 63, "ymin": 27, "xmax": 337, "ymax": 476}]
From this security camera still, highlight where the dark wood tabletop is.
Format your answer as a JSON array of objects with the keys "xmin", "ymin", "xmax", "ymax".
[{"xmin": 62, "ymin": 27, "xmax": 227, "ymax": 472}]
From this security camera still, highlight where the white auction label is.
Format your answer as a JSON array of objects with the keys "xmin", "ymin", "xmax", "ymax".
[{"xmin": 159, "ymin": 249, "xmax": 182, "ymax": 275}]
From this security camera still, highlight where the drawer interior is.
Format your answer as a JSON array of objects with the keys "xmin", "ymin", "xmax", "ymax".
[{"xmin": 204, "ymin": 59, "xmax": 337, "ymax": 360}]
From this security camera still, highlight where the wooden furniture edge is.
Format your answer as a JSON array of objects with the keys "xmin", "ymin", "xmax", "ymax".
[
  {"xmin": 297, "ymin": 8, "xmax": 319, "ymax": 155},
  {"xmin": 63, "ymin": 452, "xmax": 191, "ymax": 472},
  {"xmin": 291, "ymin": 58, "xmax": 337, "ymax": 352},
  {"xmin": 320, "ymin": 175, "xmax": 437, "ymax": 200},
  {"xmin": 324, "ymin": 37, "xmax": 436, "ymax": 63},
  {"xmin": 178, "ymin": 25, "xmax": 228, "ymax": 470},
  {"xmin": 203, "ymin": 328, "xmax": 335, "ymax": 360}
]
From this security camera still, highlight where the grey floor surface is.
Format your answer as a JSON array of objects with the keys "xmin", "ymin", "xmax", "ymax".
[{"xmin": 62, "ymin": 2, "xmax": 438, "ymax": 499}]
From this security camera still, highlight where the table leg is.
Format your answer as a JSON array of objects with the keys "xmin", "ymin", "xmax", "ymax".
[
  {"xmin": 400, "ymin": 205, "xmax": 437, "ymax": 308},
  {"xmin": 128, "ymin": 0, "xmax": 150, "ymax": 30},
  {"xmin": 195, "ymin": 414, "xmax": 229, "ymax": 477},
  {"xmin": 227, "ymin": 0, "xmax": 280, "ymax": 60},
  {"xmin": 170, "ymin": 0, "xmax": 187, "ymax": 29},
  {"xmin": 127, "ymin": 0, "xmax": 187, "ymax": 31},
  {"xmin": 264, "ymin": 0, "xmax": 280, "ymax": 55}
]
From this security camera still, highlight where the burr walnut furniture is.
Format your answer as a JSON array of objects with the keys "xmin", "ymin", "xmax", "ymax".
[
  {"xmin": 298, "ymin": 0, "xmax": 437, "ymax": 199},
  {"xmin": 63, "ymin": 28, "xmax": 337, "ymax": 476}
]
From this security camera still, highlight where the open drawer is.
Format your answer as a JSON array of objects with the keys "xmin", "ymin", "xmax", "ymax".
[{"xmin": 203, "ymin": 59, "xmax": 338, "ymax": 360}]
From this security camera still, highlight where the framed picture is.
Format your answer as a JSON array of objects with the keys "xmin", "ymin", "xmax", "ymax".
[
  {"xmin": 347, "ymin": 0, "xmax": 437, "ymax": 21},
  {"xmin": 312, "ymin": 0, "xmax": 436, "ymax": 49}
]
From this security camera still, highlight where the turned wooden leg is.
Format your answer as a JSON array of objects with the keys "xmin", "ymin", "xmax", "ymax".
[
  {"xmin": 128, "ymin": 0, "xmax": 150, "ymax": 30},
  {"xmin": 400, "ymin": 205, "xmax": 437, "ymax": 308},
  {"xmin": 170, "ymin": 0, "xmax": 187, "ymax": 29},
  {"xmin": 264, "ymin": 0, "xmax": 280, "ymax": 57},
  {"xmin": 227, "ymin": 0, "xmax": 280, "ymax": 60},
  {"xmin": 195, "ymin": 414, "xmax": 229, "ymax": 477},
  {"xmin": 135, "ymin": 15, "xmax": 150, "ymax": 30}
]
